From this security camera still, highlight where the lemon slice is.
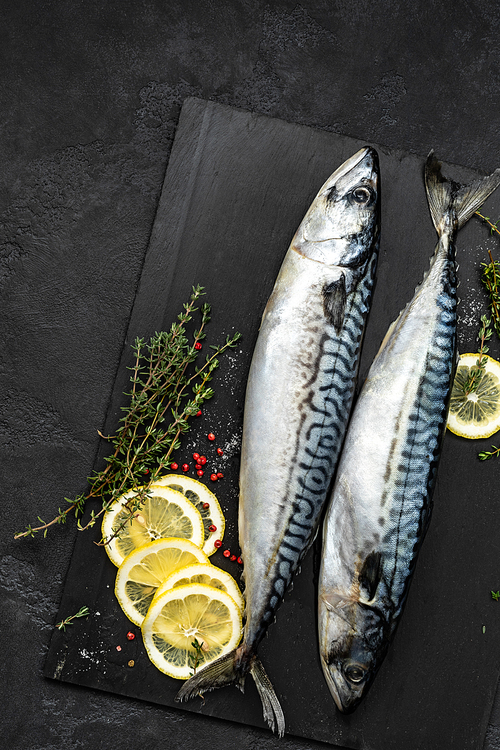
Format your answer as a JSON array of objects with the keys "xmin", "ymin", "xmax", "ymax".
[
  {"xmin": 141, "ymin": 582, "xmax": 243, "ymax": 680},
  {"xmin": 447, "ymin": 353, "xmax": 500, "ymax": 438},
  {"xmin": 102, "ymin": 485, "xmax": 204, "ymax": 567},
  {"xmin": 153, "ymin": 562, "xmax": 245, "ymax": 611},
  {"xmin": 115, "ymin": 538, "xmax": 209, "ymax": 626},
  {"xmin": 153, "ymin": 474, "xmax": 225, "ymax": 556}
]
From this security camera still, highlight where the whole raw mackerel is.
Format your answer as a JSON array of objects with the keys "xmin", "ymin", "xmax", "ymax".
[
  {"xmin": 318, "ymin": 153, "xmax": 500, "ymax": 714},
  {"xmin": 177, "ymin": 147, "xmax": 380, "ymax": 735}
]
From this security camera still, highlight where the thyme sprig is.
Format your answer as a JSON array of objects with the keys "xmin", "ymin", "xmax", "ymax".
[
  {"xmin": 476, "ymin": 211, "xmax": 500, "ymax": 237},
  {"xmin": 479, "ymin": 445, "xmax": 500, "ymax": 461},
  {"xmin": 14, "ymin": 286, "xmax": 241, "ymax": 541},
  {"xmin": 189, "ymin": 637, "xmax": 208, "ymax": 675},
  {"xmin": 462, "ymin": 315, "xmax": 492, "ymax": 396},
  {"xmin": 476, "ymin": 211, "xmax": 500, "ymax": 338},
  {"xmin": 56, "ymin": 605, "xmax": 90, "ymax": 631},
  {"xmin": 482, "ymin": 252, "xmax": 500, "ymax": 339},
  {"xmin": 474, "ymin": 212, "xmax": 500, "ymax": 461}
]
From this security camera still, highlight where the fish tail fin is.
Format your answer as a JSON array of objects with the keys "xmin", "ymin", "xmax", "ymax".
[
  {"xmin": 175, "ymin": 647, "xmax": 285, "ymax": 737},
  {"xmin": 425, "ymin": 150, "xmax": 500, "ymax": 234}
]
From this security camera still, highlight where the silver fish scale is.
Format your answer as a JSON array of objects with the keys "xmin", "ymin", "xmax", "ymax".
[
  {"xmin": 177, "ymin": 148, "xmax": 381, "ymax": 734},
  {"xmin": 252, "ymin": 253, "xmax": 378, "ymax": 642},
  {"xmin": 316, "ymin": 154, "xmax": 500, "ymax": 718},
  {"xmin": 380, "ymin": 271, "xmax": 457, "ymax": 621}
]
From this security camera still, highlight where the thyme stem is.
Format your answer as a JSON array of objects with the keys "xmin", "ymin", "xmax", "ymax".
[
  {"xmin": 14, "ymin": 286, "xmax": 241, "ymax": 541},
  {"xmin": 56, "ymin": 606, "xmax": 90, "ymax": 631},
  {"xmin": 462, "ymin": 315, "xmax": 492, "ymax": 396},
  {"xmin": 479, "ymin": 445, "xmax": 500, "ymax": 461},
  {"xmin": 476, "ymin": 212, "xmax": 500, "ymax": 339}
]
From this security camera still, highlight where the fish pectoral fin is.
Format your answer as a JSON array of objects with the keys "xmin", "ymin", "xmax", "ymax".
[
  {"xmin": 358, "ymin": 550, "xmax": 382, "ymax": 601},
  {"xmin": 323, "ymin": 274, "xmax": 347, "ymax": 332},
  {"xmin": 321, "ymin": 592, "xmax": 356, "ymax": 611}
]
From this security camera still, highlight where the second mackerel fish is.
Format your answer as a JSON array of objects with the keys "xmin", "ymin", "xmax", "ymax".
[
  {"xmin": 177, "ymin": 147, "xmax": 380, "ymax": 734},
  {"xmin": 318, "ymin": 152, "xmax": 500, "ymax": 714}
]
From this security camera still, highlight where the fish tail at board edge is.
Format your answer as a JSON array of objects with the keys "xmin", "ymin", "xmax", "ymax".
[
  {"xmin": 425, "ymin": 150, "xmax": 500, "ymax": 236},
  {"xmin": 175, "ymin": 646, "xmax": 286, "ymax": 738}
]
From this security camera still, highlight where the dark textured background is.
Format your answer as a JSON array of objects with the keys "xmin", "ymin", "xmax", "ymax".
[{"xmin": 2, "ymin": 2, "xmax": 500, "ymax": 749}]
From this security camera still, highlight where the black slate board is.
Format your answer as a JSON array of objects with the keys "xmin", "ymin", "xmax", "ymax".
[{"xmin": 44, "ymin": 97, "xmax": 500, "ymax": 750}]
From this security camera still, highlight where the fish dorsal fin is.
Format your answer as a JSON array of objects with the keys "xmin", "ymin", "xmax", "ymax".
[
  {"xmin": 323, "ymin": 274, "xmax": 346, "ymax": 332},
  {"xmin": 358, "ymin": 550, "xmax": 382, "ymax": 601}
]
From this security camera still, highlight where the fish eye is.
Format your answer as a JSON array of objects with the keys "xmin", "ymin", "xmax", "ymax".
[
  {"xmin": 344, "ymin": 663, "xmax": 366, "ymax": 684},
  {"xmin": 349, "ymin": 186, "xmax": 373, "ymax": 206}
]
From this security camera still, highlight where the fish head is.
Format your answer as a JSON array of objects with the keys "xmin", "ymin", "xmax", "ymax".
[
  {"xmin": 293, "ymin": 146, "xmax": 380, "ymax": 267},
  {"xmin": 318, "ymin": 594, "xmax": 389, "ymax": 713}
]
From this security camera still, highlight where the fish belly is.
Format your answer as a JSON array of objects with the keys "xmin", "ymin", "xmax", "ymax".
[{"xmin": 240, "ymin": 248, "xmax": 377, "ymax": 647}]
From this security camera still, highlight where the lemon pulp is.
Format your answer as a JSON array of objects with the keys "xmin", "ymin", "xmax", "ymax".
[
  {"xmin": 102, "ymin": 485, "xmax": 204, "ymax": 567},
  {"xmin": 447, "ymin": 353, "xmax": 500, "ymax": 439},
  {"xmin": 141, "ymin": 582, "xmax": 243, "ymax": 679},
  {"xmin": 153, "ymin": 474, "xmax": 225, "ymax": 555},
  {"xmin": 152, "ymin": 562, "xmax": 245, "ymax": 611},
  {"xmin": 115, "ymin": 538, "xmax": 209, "ymax": 626}
]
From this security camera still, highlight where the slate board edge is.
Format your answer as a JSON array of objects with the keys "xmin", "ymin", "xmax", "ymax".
[
  {"xmin": 42, "ymin": 96, "xmax": 500, "ymax": 750},
  {"xmin": 42, "ymin": 96, "xmax": 351, "ymax": 749}
]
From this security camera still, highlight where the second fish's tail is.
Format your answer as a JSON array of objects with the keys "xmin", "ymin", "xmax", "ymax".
[
  {"xmin": 425, "ymin": 151, "xmax": 500, "ymax": 236},
  {"xmin": 175, "ymin": 644, "xmax": 285, "ymax": 737}
]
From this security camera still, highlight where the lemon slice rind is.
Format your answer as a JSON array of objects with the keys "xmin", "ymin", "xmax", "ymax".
[
  {"xmin": 447, "ymin": 352, "xmax": 500, "ymax": 439},
  {"xmin": 102, "ymin": 484, "xmax": 204, "ymax": 567},
  {"xmin": 115, "ymin": 538, "xmax": 210, "ymax": 626},
  {"xmin": 152, "ymin": 474, "xmax": 225, "ymax": 556},
  {"xmin": 152, "ymin": 562, "xmax": 245, "ymax": 611},
  {"xmin": 141, "ymin": 582, "xmax": 243, "ymax": 680}
]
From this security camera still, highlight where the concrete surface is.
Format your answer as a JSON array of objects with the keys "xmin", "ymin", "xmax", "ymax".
[{"xmin": 2, "ymin": 2, "xmax": 500, "ymax": 749}]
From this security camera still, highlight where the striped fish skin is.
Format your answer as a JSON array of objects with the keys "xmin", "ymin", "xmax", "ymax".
[
  {"xmin": 318, "ymin": 153, "xmax": 500, "ymax": 714},
  {"xmin": 240, "ymin": 147, "xmax": 380, "ymax": 653},
  {"xmin": 177, "ymin": 147, "xmax": 380, "ymax": 735}
]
